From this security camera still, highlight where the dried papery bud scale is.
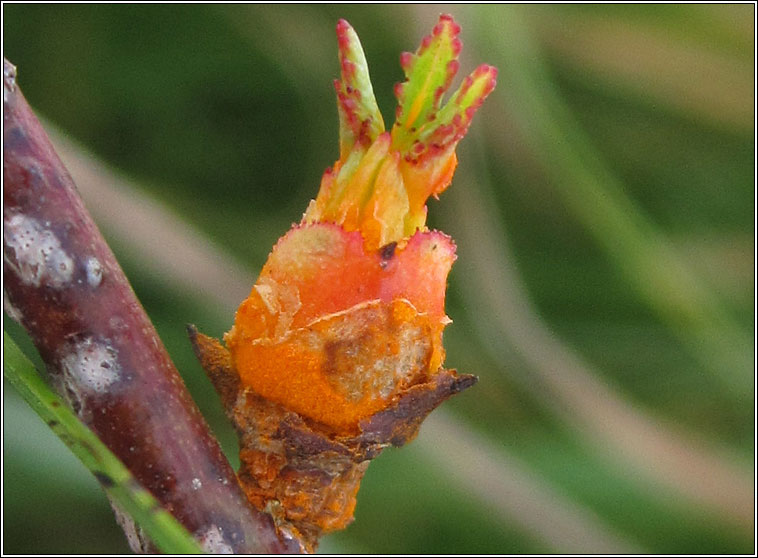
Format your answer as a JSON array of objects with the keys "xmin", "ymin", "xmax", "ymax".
[
  {"xmin": 191, "ymin": 14, "xmax": 496, "ymax": 550},
  {"xmin": 189, "ymin": 326, "xmax": 475, "ymax": 545}
]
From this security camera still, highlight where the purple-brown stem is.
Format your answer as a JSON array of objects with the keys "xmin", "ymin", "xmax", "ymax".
[{"xmin": 3, "ymin": 58, "xmax": 302, "ymax": 554}]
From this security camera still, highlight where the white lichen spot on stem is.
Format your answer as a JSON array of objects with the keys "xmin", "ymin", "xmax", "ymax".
[
  {"xmin": 3, "ymin": 59, "xmax": 17, "ymax": 104},
  {"xmin": 4, "ymin": 213, "xmax": 74, "ymax": 288},
  {"xmin": 197, "ymin": 525, "xmax": 234, "ymax": 554},
  {"xmin": 60, "ymin": 337, "xmax": 121, "ymax": 394},
  {"xmin": 85, "ymin": 256, "xmax": 103, "ymax": 288}
]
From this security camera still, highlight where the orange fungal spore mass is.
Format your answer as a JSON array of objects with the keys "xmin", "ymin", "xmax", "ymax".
[{"xmin": 225, "ymin": 224, "xmax": 455, "ymax": 430}]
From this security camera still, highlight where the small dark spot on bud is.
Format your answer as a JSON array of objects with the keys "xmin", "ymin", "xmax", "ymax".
[
  {"xmin": 379, "ymin": 242, "xmax": 397, "ymax": 268},
  {"xmin": 47, "ymin": 420, "xmax": 59, "ymax": 428}
]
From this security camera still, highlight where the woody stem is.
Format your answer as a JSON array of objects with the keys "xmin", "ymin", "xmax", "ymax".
[{"xmin": 2, "ymin": 58, "xmax": 302, "ymax": 554}]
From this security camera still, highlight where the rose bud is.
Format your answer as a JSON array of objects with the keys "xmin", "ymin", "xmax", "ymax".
[{"xmin": 190, "ymin": 14, "xmax": 496, "ymax": 550}]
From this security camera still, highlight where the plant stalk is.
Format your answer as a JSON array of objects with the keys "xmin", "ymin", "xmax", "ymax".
[{"xmin": 3, "ymin": 57, "xmax": 302, "ymax": 554}]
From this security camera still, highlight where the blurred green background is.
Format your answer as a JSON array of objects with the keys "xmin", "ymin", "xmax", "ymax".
[{"xmin": 3, "ymin": 4, "xmax": 754, "ymax": 554}]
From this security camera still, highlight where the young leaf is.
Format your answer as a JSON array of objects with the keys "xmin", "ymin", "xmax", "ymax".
[
  {"xmin": 335, "ymin": 19, "xmax": 385, "ymax": 159},
  {"xmin": 392, "ymin": 14, "xmax": 462, "ymax": 151}
]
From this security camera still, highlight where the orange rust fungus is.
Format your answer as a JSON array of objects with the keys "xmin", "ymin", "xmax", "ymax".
[
  {"xmin": 225, "ymin": 225, "xmax": 455, "ymax": 431},
  {"xmin": 190, "ymin": 14, "xmax": 495, "ymax": 550}
]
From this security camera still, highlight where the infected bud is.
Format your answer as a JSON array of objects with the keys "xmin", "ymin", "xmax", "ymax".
[{"xmin": 191, "ymin": 14, "xmax": 494, "ymax": 550}]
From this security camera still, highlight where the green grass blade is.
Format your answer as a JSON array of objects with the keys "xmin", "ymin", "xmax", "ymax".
[
  {"xmin": 3, "ymin": 331, "xmax": 204, "ymax": 554},
  {"xmin": 474, "ymin": 5, "xmax": 752, "ymax": 399}
]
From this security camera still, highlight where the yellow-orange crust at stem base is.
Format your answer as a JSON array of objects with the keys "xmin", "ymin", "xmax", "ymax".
[{"xmin": 188, "ymin": 326, "xmax": 476, "ymax": 551}]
